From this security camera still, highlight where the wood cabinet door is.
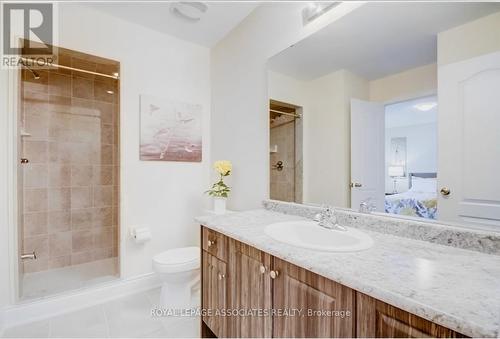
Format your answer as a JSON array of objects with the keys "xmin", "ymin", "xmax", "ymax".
[
  {"xmin": 356, "ymin": 293, "xmax": 467, "ymax": 338},
  {"xmin": 202, "ymin": 252, "xmax": 228, "ymax": 337},
  {"xmin": 228, "ymin": 239, "xmax": 272, "ymax": 337},
  {"xmin": 272, "ymin": 257, "xmax": 355, "ymax": 338},
  {"xmin": 202, "ymin": 226, "xmax": 228, "ymax": 261}
]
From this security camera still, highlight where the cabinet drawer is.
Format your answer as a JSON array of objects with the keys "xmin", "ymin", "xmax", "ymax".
[{"xmin": 202, "ymin": 226, "xmax": 227, "ymax": 261}]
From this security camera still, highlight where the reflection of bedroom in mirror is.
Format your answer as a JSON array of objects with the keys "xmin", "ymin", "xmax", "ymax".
[
  {"xmin": 267, "ymin": 2, "xmax": 500, "ymax": 230},
  {"xmin": 384, "ymin": 96, "xmax": 438, "ymax": 220}
]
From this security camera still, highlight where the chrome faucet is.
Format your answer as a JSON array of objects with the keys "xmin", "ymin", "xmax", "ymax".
[
  {"xmin": 313, "ymin": 206, "xmax": 347, "ymax": 231},
  {"xmin": 359, "ymin": 198, "xmax": 377, "ymax": 214}
]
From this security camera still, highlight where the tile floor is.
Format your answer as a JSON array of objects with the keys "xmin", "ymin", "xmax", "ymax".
[
  {"xmin": 2, "ymin": 287, "xmax": 200, "ymax": 338},
  {"xmin": 21, "ymin": 258, "xmax": 119, "ymax": 300}
]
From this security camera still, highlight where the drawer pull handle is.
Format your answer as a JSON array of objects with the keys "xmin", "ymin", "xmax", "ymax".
[
  {"xmin": 270, "ymin": 270, "xmax": 279, "ymax": 279},
  {"xmin": 259, "ymin": 265, "xmax": 266, "ymax": 274},
  {"xmin": 218, "ymin": 273, "xmax": 225, "ymax": 280},
  {"xmin": 207, "ymin": 240, "xmax": 216, "ymax": 247}
]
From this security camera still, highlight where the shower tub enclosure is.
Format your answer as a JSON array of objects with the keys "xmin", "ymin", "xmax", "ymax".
[{"xmin": 15, "ymin": 43, "xmax": 120, "ymax": 300}]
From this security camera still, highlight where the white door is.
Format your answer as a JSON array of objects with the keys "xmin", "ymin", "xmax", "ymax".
[
  {"xmin": 438, "ymin": 51, "xmax": 500, "ymax": 228},
  {"xmin": 350, "ymin": 99, "xmax": 385, "ymax": 212}
]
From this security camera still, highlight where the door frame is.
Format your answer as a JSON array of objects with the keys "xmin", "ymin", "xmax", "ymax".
[
  {"xmin": 6, "ymin": 66, "xmax": 21, "ymax": 304},
  {"xmin": 364, "ymin": 91, "xmax": 439, "ymax": 222}
]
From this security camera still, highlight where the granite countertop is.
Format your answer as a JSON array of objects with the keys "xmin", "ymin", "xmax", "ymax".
[{"xmin": 196, "ymin": 209, "xmax": 500, "ymax": 338}]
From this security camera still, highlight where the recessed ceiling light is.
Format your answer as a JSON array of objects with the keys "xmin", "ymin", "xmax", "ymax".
[
  {"xmin": 170, "ymin": 2, "xmax": 208, "ymax": 23},
  {"xmin": 413, "ymin": 102, "xmax": 437, "ymax": 111}
]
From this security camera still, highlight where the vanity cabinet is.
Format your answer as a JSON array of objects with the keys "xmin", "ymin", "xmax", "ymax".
[
  {"xmin": 202, "ymin": 252, "xmax": 228, "ymax": 338},
  {"xmin": 201, "ymin": 226, "xmax": 466, "ymax": 338},
  {"xmin": 228, "ymin": 238, "xmax": 273, "ymax": 337},
  {"xmin": 272, "ymin": 257, "xmax": 355, "ymax": 337},
  {"xmin": 356, "ymin": 293, "xmax": 466, "ymax": 338}
]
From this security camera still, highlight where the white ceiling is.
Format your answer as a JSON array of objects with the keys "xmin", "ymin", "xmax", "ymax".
[
  {"xmin": 385, "ymin": 96, "xmax": 437, "ymax": 129},
  {"xmin": 268, "ymin": 2, "xmax": 500, "ymax": 81},
  {"xmin": 87, "ymin": 2, "xmax": 258, "ymax": 47}
]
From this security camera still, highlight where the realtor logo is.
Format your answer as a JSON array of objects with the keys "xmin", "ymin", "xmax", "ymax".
[{"xmin": 2, "ymin": 3, "xmax": 54, "ymax": 68}]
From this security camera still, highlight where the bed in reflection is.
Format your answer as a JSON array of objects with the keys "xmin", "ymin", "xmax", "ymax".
[{"xmin": 385, "ymin": 173, "xmax": 437, "ymax": 219}]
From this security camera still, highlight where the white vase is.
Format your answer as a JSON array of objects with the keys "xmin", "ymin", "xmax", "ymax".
[{"xmin": 213, "ymin": 197, "xmax": 226, "ymax": 215}]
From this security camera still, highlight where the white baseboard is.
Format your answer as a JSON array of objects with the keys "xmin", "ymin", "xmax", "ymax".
[{"xmin": 1, "ymin": 273, "xmax": 160, "ymax": 329}]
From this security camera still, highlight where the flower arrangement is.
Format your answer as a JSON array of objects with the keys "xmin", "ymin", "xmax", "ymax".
[{"xmin": 206, "ymin": 160, "xmax": 232, "ymax": 198}]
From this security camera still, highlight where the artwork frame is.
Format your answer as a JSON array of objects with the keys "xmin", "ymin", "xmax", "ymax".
[{"xmin": 139, "ymin": 95, "xmax": 202, "ymax": 162}]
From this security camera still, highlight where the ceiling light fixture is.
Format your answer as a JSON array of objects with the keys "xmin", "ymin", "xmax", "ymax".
[
  {"xmin": 413, "ymin": 102, "xmax": 437, "ymax": 111},
  {"xmin": 302, "ymin": 2, "xmax": 340, "ymax": 25},
  {"xmin": 170, "ymin": 2, "xmax": 208, "ymax": 23}
]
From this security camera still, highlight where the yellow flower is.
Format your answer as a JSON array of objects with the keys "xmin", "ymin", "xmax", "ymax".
[{"xmin": 214, "ymin": 160, "xmax": 232, "ymax": 176}]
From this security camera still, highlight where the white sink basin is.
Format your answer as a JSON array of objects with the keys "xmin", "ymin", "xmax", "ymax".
[{"xmin": 265, "ymin": 221, "xmax": 374, "ymax": 252}]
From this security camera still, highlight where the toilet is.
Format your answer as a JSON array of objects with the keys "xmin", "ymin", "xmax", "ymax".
[{"xmin": 152, "ymin": 246, "xmax": 200, "ymax": 309}]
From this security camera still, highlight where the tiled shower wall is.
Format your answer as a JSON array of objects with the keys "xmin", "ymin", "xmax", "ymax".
[{"xmin": 21, "ymin": 49, "xmax": 120, "ymax": 273}]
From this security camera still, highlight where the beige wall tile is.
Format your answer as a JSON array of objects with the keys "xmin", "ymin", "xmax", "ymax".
[
  {"xmin": 101, "ymin": 124, "xmax": 113, "ymax": 145},
  {"xmin": 24, "ymin": 92, "xmax": 49, "ymax": 117},
  {"xmin": 24, "ymin": 164, "xmax": 48, "ymax": 188},
  {"xmin": 95, "ymin": 144, "xmax": 113, "ymax": 165},
  {"xmin": 92, "ymin": 248, "xmax": 113, "ymax": 261},
  {"xmin": 23, "ymin": 70, "xmax": 48, "ymax": 93},
  {"xmin": 25, "ymin": 111, "xmax": 49, "ymax": 139},
  {"xmin": 48, "ymin": 164, "xmax": 71, "ymax": 187},
  {"xmin": 48, "ymin": 73, "xmax": 71, "ymax": 97},
  {"xmin": 23, "ymin": 212, "xmax": 48, "ymax": 237},
  {"xmin": 71, "ymin": 251, "xmax": 93, "ymax": 265},
  {"xmin": 71, "ymin": 187, "xmax": 92, "ymax": 209},
  {"xmin": 49, "ymin": 112, "xmax": 72, "ymax": 141},
  {"xmin": 23, "ymin": 235, "xmax": 49, "ymax": 258},
  {"xmin": 94, "ymin": 102, "xmax": 113, "ymax": 124},
  {"xmin": 48, "ymin": 188, "xmax": 70, "ymax": 211},
  {"xmin": 72, "ymin": 230, "xmax": 94, "ymax": 252},
  {"xmin": 92, "ymin": 207, "xmax": 112, "ymax": 228},
  {"xmin": 24, "ymin": 141, "xmax": 47, "ymax": 163},
  {"xmin": 93, "ymin": 186, "xmax": 112, "ymax": 207},
  {"xmin": 71, "ymin": 98, "xmax": 97, "ymax": 116},
  {"xmin": 24, "ymin": 188, "xmax": 48, "ymax": 212},
  {"xmin": 71, "ymin": 209, "xmax": 93, "ymax": 230},
  {"xmin": 48, "ymin": 142, "xmax": 72, "ymax": 164},
  {"xmin": 49, "ymin": 95, "xmax": 72, "ymax": 114},
  {"xmin": 72, "ymin": 77, "xmax": 94, "ymax": 99},
  {"xmin": 93, "ymin": 166, "xmax": 113, "ymax": 185},
  {"xmin": 93, "ymin": 227, "xmax": 113, "ymax": 249},
  {"xmin": 48, "ymin": 211, "xmax": 71, "ymax": 233},
  {"xmin": 70, "ymin": 115, "xmax": 100, "ymax": 143},
  {"xmin": 71, "ymin": 165, "xmax": 93, "ymax": 186},
  {"xmin": 94, "ymin": 80, "xmax": 115, "ymax": 103},
  {"xmin": 71, "ymin": 58, "xmax": 96, "ymax": 80},
  {"xmin": 49, "ymin": 232, "xmax": 72, "ymax": 258},
  {"xmin": 49, "ymin": 256, "xmax": 71, "ymax": 269},
  {"xmin": 70, "ymin": 142, "xmax": 95, "ymax": 164},
  {"xmin": 24, "ymin": 258, "xmax": 49, "ymax": 273}
]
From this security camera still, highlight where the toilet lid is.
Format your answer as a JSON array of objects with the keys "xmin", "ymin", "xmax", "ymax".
[{"xmin": 153, "ymin": 246, "xmax": 199, "ymax": 266}]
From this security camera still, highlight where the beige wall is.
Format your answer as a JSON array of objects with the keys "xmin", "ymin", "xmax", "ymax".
[
  {"xmin": 369, "ymin": 63, "xmax": 437, "ymax": 103},
  {"xmin": 438, "ymin": 11, "xmax": 500, "ymax": 66}
]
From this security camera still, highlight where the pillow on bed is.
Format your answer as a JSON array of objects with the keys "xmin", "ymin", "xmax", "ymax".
[{"xmin": 410, "ymin": 177, "xmax": 436, "ymax": 193}]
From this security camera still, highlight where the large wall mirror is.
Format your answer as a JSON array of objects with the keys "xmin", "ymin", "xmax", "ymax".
[{"xmin": 267, "ymin": 2, "xmax": 500, "ymax": 231}]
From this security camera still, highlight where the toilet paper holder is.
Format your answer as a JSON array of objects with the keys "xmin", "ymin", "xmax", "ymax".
[{"xmin": 130, "ymin": 226, "xmax": 152, "ymax": 243}]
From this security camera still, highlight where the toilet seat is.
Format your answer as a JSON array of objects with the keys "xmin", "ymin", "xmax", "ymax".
[{"xmin": 153, "ymin": 246, "xmax": 200, "ymax": 273}]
